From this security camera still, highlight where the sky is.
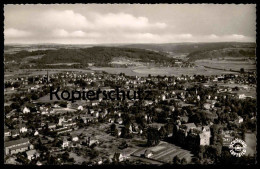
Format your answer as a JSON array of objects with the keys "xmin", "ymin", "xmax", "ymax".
[{"xmin": 4, "ymin": 4, "xmax": 256, "ymax": 44}]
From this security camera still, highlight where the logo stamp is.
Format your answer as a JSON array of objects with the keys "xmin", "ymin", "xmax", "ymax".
[{"xmin": 229, "ymin": 138, "xmax": 247, "ymax": 157}]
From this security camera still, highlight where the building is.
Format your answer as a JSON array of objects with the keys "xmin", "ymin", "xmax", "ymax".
[
  {"xmin": 20, "ymin": 124, "xmax": 28, "ymax": 133},
  {"xmin": 48, "ymin": 123, "xmax": 57, "ymax": 130},
  {"xmin": 23, "ymin": 107, "xmax": 30, "ymax": 114},
  {"xmin": 143, "ymin": 149, "xmax": 153, "ymax": 158},
  {"xmin": 4, "ymin": 129, "xmax": 11, "ymax": 137},
  {"xmin": 175, "ymin": 123, "xmax": 211, "ymax": 148},
  {"xmin": 78, "ymin": 105, "xmax": 84, "ymax": 111},
  {"xmin": 26, "ymin": 149, "xmax": 39, "ymax": 161},
  {"xmin": 71, "ymin": 135, "xmax": 79, "ymax": 142},
  {"xmin": 113, "ymin": 152, "xmax": 124, "ymax": 162},
  {"xmin": 198, "ymin": 126, "xmax": 211, "ymax": 145},
  {"xmin": 11, "ymin": 129, "xmax": 20, "ymax": 138},
  {"xmin": 5, "ymin": 138, "xmax": 33, "ymax": 155},
  {"xmin": 61, "ymin": 137, "xmax": 69, "ymax": 149},
  {"xmin": 235, "ymin": 116, "xmax": 244, "ymax": 124},
  {"xmin": 34, "ymin": 130, "xmax": 39, "ymax": 136}
]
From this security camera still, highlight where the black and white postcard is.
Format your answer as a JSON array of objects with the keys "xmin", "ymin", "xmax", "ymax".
[{"xmin": 3, "ymin": 3, "xmax": 257, "ymax": 165}]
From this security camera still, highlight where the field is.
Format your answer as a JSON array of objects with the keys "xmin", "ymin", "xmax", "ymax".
[
  {"xmin": 195, "ymin": 58, "xmax": 256, "ymax": 72},
  {"xmin": 91, "ymin": 65, "xmax": 239, "ymax": 77},
  {"xmin": 109, "ymin": 57, "xmax": 144, "ymax": 66},
  {"xmin": 23, "ymin": 54, "xmax": 45, "ymax": 61},
  {"xmin": 45, "ymin": 63, "xmax": 81, "ymax": 66}
]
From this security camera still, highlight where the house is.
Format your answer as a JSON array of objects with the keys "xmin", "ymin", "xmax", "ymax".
[
  {"xmin": 56, "ymin": 127, "xmax": 73, "ymax": 135},
  {"xmin": 36, "ymin": 161, "xmax": 42, "ymax": 166},
  {"xmin": 23, "ymin": 107, "xmax": 30, "ymax": 114},
  {"xmin": 4, "ymin": 129, "xmax": 11, "ymax": 137},
  {"xmin": 20, "ymin": 124, "xmax": 28, "ymax": 133},
  {"xmin": 179, "ymin": 116, "xmax": 189, "ymax": 123},
  {"xmin": 26, "ymin": 149, "xmax": 39, "ymax": 161},
  {"xmin": 139, "ymin": 129, "xmax": 143, "ymax": 134},
  {"xmin": 89, "ymin": 109, "xmax": 95, "ymax": 114},
  {"xmin": 143, "ymin": 149, "xmax": 153, "ymax": 158},
  {"xmin": 148, "ymin": 123, "xmax": 164, "ymax": 131},
  {"xmin": 86, "ymin": 137, "xmax": 99, "ymax": 147},
  {"xmin": 61, "ymin": 138, "xmax": 69, "ymax": 149},
  {"xmin": 169, "ymin": 106, "xmax": 175, "ymax": 112},
  {"xmin": 78, "ymin": 105, "xmax": 84, "ymax": 111},
  {"xmin": 41, "ymin": 107, "xmax": 54, "ymax": 115},
  {"xmin": 48, "ymin": 123, "xmax": 57, "ymax": 130},
  {"xmin": 132, "ymin": 123, "xmax": 139, "ymax": 132},
  {"xmin": 97, "ymin": 158, "xmax": 103, "ymax": 165},
  {"xmin": 6, "ymin": 110, "xmax": 16, "ymax": 118},
  {"xmin": 199, "ymin": 126, "xmax": 211, "ymax": 146},
  {"xmin": 175, "ymin": 123, "xmax": 211, "ymax": 147},
  {"xmin": 126, "ymin": 124, "xmax": 133, "ymax": 133},
  {"xmin": 80, "ymin": 116, "xmax": 88, "ymax": 124},
  {"xmin": 238, "ymin": 94, "xmax": 246, "ymax": 99},
  {"xmin": 5, "ymin": 138, "xmax": 34, "ymax": 155},
  {"xmin": 34, "ymin": 130, "xmax": 39, "ymax": 136},
  {"xmin": 62, "ymin": 121, "xmax": 77, "ymax": 128},
  {"xmin": 93, "ymin": 111, "xmax": 99, "ymax": 118},
  {"xmin": 236, "ymin": 116, "xmax": 243, "ymax": 124},
  {"xmin": 113, "ymin": 152, "xmax": 124, "ymax": 162},
  {"xmin": 53, "ymin": 104, "xmax": 60, "ymax": 108},
  {"xmin": 161, "ymin": 94, "xmax": 166, "ymax": 101},
  {"xmin": 71, "ymin": 135, "xmax": 79, "ymax": 142},
  {"xmin": 203, "ymin": 103, "xmax": 211, "ymax": 110},
  {"xmin": 144, "ymin": 100, "xmax": 153, "ymax": 106},
  {"xmin": 58, "ymin": 117, "xmax": 65, "ymax": 126},
  {"xmin": 91, "ymin": 101, "xmax": 99, "ymax": 106},
  {"xmin": 116, "ymin": 118, "xmax": 123, "ymax": 124},
  {"xmin": 108, "ymin": 118, "xmax": 115, "ymax": 123},
  {"xmin": 11, "ymin": 129, "xmax": 20, "ymax": 138}
]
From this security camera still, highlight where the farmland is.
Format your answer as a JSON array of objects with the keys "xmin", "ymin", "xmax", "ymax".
[
  {"xmin": 195, "ymin": 58, "xmax": 256, "ymax": 72},
  {"xmin": 91, "ymin": 65, "xmax": 240, "ymax": 77}
]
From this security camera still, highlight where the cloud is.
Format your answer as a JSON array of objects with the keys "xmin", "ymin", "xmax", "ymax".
[
  {"xmin": 12, "ymin": 10, "xmax": 167, "ymax": 32},
  {"xmin": 176, "ymin": 34, "xmax": 193, "ymax": 39},
  {"xmin": 70, "ymin": 30, "xmax": 86, "ymax": 37},
  {"xmin": 120, "ymin": 33, "xmax": 194, "ymax": 43},
  {"xmin": 52, "ymin": 29, "xmax": 101, "ymax": 39},
  {"xmin": 5, "ymin": 28, "xmax": 32, "ymax": 38},
  {"xmin": 203, "ymin": 34, "xmax": 253, "ymax": 42},
  {"xmin": 4, "ymin": 8, "xmax": 255, "ymax": 44},
  {"xmin": 209, "ymin": 34, "xmax": 218, "ymax": 39},
  {"xmin": 52, "ymin": 29, "xmax": 69, "ymax": 37},
  {"xmin": 5, "ymin": 9, "xmax": 168, "ymax": 42},
  {"xmin": 93, "ymin": 12, "xmax": 167, "ymax": 30},
  {"xmin": 40, "ymin": 10, "xmax": 91, "ymax": 30},
  {"xmin": 231, "ymin": 34, "xmax": 245, "ymax": 39}
]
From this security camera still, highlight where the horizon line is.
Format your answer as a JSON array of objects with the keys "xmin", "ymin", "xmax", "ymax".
[{"xmin": 4, "ymin": 41, "xmax": 256, "ymax": 46}]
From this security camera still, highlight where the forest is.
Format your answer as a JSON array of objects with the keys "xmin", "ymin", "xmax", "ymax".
[{"xmin": 4, "ymin": 47, "xmax": 175, "ymax": 67}]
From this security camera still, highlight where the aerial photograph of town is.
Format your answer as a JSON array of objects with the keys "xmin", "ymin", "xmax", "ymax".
[{"xmin": 3, "ymin": 4, "xmax": 257, "ymax": 165}]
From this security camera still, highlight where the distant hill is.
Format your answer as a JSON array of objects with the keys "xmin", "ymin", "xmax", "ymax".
[
  {"xmin": 122, "ymin": 42, "xmax": 255, "ymax": 53},
  {"xmin": 122, "ymin": 42, "xmax": 256, "ymax": 61},
  {"xmin": 186, "ymin": 47, "xmax": 256, "ymax": 61},
  {"xmin": 4, "ymin": 43, "xmax": 256, "ymax": 67},
  {"xmin": 4, "ymin": 46, "xmax": 175, "ymax": 67}
]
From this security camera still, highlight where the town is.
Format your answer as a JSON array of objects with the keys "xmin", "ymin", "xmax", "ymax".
[{"xmin": 4, "ymin": 68, "xmax": 256, "ymax": 165}]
